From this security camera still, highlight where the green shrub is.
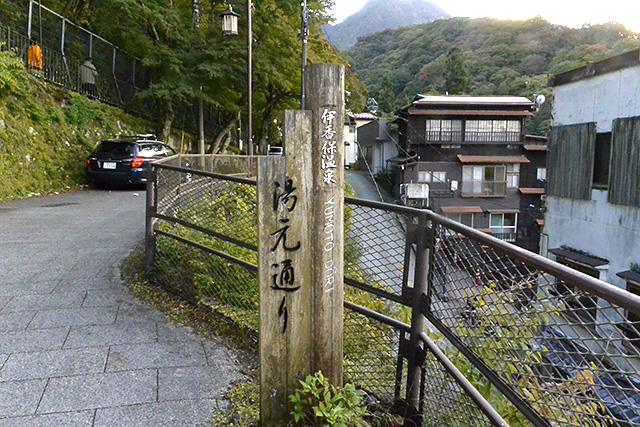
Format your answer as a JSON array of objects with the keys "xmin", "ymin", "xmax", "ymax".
[
  {"xmin": 290, "ymin": 371, "xmax": 369, "ymax": 427},
  {"xmin": 0, "ymin": 50, "xmax": 148, "ymax": 201}
]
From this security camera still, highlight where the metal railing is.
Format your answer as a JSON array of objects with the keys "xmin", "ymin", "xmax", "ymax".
[
  {"xmin": 422, "ymin": 131, "xmax": 522, "ymax": 144},
  {"xmin": 461, "ymin": 181, "xmax": 507, "ymax": 197},
  {"xmin": 146, "ymin": 154, "xmax": 640, "ymax": 427},
  {"xmin": 491, "ymin": 232, "xmax": 517, "ymax": 243},
  {"xmin": 0, "ymin": 1, "xmax": 214, "ymax": 137}
]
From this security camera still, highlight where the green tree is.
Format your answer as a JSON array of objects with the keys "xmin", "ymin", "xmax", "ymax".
[
  {"xmin": 26, "ymin": 0, "xmax": 364, "ymax": 151},
  {"xmin": 444, "ymin": 46, "xmax": 468, "ymax": 94}
]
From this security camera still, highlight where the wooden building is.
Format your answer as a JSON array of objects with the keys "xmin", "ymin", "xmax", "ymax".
[
  {"xmin": 545, "ymin": 48, "xmax": 640, "ymax": 302},
  {"xmin": 397, "ymin": 95, "xmax": 546, "ymax": 252}
]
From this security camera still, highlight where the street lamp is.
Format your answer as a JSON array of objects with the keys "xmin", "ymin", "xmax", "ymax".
[
  {"xmin": 220, "ymin": 4, "xmax": 239, "ymax": 36},
  {"xmin": 221, "ymin": 3, "xmax": 253, "ymax": 156}
]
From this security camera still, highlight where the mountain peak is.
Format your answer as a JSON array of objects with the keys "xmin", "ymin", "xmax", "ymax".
[{"xmin": 325, "ymin": 0, "xmax": 450, "ymax": 50}]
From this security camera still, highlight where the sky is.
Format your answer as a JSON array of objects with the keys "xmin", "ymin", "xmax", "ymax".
[{"xmin": 330, "ymin": 0, "xmax": 640, "ymax": 32}]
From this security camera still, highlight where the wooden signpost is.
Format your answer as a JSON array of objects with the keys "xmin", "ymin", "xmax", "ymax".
[
  {"xmin": 306, "ymin": 64, "xmax": 345, "ymax": 387},
  {"xmin": 258, "ymin": 64, "xmax": 345, "ymax": 425}
]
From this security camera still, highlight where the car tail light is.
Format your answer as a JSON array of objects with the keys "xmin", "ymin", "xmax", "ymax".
[
  {"xmin": 86, "ymin": 159, "xmax": 90, "ymax": 165},
  {"xmin": 132, "ymin": 157, "xmax": 144, "ymax": 168}
]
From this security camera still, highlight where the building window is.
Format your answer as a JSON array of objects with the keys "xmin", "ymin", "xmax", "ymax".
[
  {"xmin": 432, "ymin": 171, "xmax": 446, "ymax": 183},
  {"xmin": 441, "ymin": 144, "xmax": 462, "ymax": 149},
  {"xmin": 418, "ymin": 171, "xmax": 446, "ymax": 183},
  {"xmin": 507, "ymin": 164, "xmax": 520, "ymax": 188},
  {"xmin": 426, "ymin": 119, "xmax": 462, "ymax": 142},
  {"xmin": 593, "ymin": 132, "xmax": 611, "ymax": 188},
  {"xmin": 489, "ymin": 213, "xmax": 517, "ymax": 241},
  {"xmin": 461, "ymin": 165, "xmax": 506, "ymax": 196},
  {"xmin": 537, "ymin": 167, "xmax": 547, "ymax": 181},
  {"xmin": 349, "ymin": 124, "xmax": 356, "ymax": 133},
  {"xmin": 465, "ymin": 120, "xmax": 521, "ymax": 142},
  {"xmin": 445, "ymin": 213, "xmax": 474, "ymax": 227}
]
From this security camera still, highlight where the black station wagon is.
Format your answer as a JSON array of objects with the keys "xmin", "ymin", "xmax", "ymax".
[{"xmin": 86, "ymin": 135, "xmax": 176, "ymax": 186}]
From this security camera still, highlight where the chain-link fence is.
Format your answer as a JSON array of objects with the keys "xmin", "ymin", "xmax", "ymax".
[
  {"xmin": 146, "ymin": 154, "xmax": 640, "ymax": 426},
  {"xmin": 426, "ymin": 215, "xmax": 640, "ymax": 427},
  {"xmin": 0, "ymin": 0, "xmax": 145, "ymax": 108},
  {"xmin": 148, "ymin": 155, "xmax": 259, "ymax": 331},
  {"xmin": 0, "ymin": 0, "xmax": 214, "ymax": 136}
]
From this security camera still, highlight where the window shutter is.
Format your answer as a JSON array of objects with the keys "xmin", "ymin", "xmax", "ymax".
[
  {"xmin": 547, "ymin": 123, "xmax": 596, "ymax": 200},
  {"xmin": 609, "ymin": 116, "xmax": 640, "ymax": 207}
]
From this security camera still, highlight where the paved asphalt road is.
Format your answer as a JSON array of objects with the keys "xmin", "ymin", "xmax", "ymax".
[
  {"xmin": 345, "ymin": 171, "xmax": 407, "ymax": 295},
  {"xmin": 0, "ymin": 189, "xmax": 243, "ymax": 426}
]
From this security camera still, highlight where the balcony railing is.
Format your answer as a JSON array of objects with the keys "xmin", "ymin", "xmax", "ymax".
[
  {"xmin": 425, "ymin": 130, "xmax": 464, "ymax": 142},
  {"xmin": 461, "ymin": 181, "xmax": 507, "ymax": 197},
  {"xmin": 423, "ymin": 131, "xmax": 522, "ymax": 143},
  {"xmin": 491, "ymin": 232, "xmax": 516, "ymax": 242}
]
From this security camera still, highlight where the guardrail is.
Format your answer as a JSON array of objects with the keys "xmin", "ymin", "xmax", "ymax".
[{"xmin": 146, "ymin": 154, "xmax": 640, "ymax": 426}]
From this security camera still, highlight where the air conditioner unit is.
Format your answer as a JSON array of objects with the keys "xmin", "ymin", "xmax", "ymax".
[{"xmin": 400, "ymin": 183, "xmax": 429, "ymax": 208}]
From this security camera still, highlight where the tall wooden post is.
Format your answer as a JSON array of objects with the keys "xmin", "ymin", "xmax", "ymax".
[
  {"xmin": 305, "ymin": 64, "xmax": 345, "ymax": 385},
  {"xmin": 258, "ymin": 111, "xmax": 313, "ymax": 423},
  {"xmin": 258, "ymin": 64, "xmax": 344, "ymax": 426}
]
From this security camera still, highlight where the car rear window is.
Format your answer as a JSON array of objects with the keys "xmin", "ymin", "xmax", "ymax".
[
  {"xmin": 137, "ymin": 143, "xmax": 174, "ymax": 157},
  {"xmin": 95, "ymin": 141, "xmax": 135, "ymax": 156}
]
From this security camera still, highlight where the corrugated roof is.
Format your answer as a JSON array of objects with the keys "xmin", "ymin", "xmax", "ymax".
[
  {"xmin": 414, "ymin": 95, "xmax": 534, "ymax": 105},
  {"xmin": 486, "ymin": 209, "xmax": 520, "ymax": 214},
  {"xmin": 519, "ymin": 188, "xmax": 545, "ymax": 194},
  {"xmin": 618, "ymin": 270, "xmax": 640, "ymax": 284},
  {"xmin": 524, "ymin": 144, "xmax": 548, "ymax": 151},
  {"xmin": 549, "ymin": 248, "xmax": 609, "ymax": 267},
  {"xmin": 457, "ymin": 155, "xmax": 530, "ymax": 164},
  {"xmin": 550, "ymin": 48, "xmax": 640, "ymax": 87},
  {"xmin": 406, "ymin": 109, "xmax": 532, "ymax": 117},
  {"xmin": 440, "ymin": 206, "xmax": 483, "ymax": 214},
  {"xmin": 352, "ymin": 112, "xmax": 377, "ymax": 120}
]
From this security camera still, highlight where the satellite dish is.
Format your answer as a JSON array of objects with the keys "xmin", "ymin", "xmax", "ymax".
[{"xmin": 536, "ymin": 94, "xmax": 546, "ymax": 106}]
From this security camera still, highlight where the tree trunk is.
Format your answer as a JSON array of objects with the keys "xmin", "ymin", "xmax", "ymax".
[
  {"xmin": 157, "ymin": 99, "xmax": 174, "ymax": 142},
  {"xmin": 255, "ymin": 89, "xmax": 288, "ymax": 153},
  {"xmin": 207, "ymin": 111, "xmax": 239, "ymax": 154}
]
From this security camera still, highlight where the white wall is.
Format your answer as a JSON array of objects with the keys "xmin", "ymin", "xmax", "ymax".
[
  {"xmin": 553, "ymin": 66, "xmax": 640, "ymax": 131},
  {"xmin": 546, "ymin": 190, "xmax": 640, "ymax": 288},
  {"xmin": 343, "ymin": 123, "xmax": 357, "ymax": 166},
  {"xmin": 547, "ymin": 64, "xmax": 640, "ymax": 289}
]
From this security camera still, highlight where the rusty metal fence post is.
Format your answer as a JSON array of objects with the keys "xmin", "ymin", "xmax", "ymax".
[
  {"xmin": 405, "ymin": 212, "xmax": 432, "ymax": 426},
  {"xmin": 145, "ymin": 165, "xmax": 157, "ymax": 278}
]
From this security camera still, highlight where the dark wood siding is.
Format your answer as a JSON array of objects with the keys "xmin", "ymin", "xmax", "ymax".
[
  {"xmin": 547, "ymin": 123, "xmax": 596, "ymax": 200},
  {"xmin": 609, "ymin": 116, "xmax": 640, "ymax": 207}
]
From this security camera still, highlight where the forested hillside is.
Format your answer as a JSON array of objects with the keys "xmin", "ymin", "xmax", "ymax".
[{"xmin": 347, "ymin": 17, "xmax": 640, "ymax": 134}]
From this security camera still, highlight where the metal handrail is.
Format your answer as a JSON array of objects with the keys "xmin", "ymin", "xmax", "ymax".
[
  {"xmin": 345, "ymin": 301, "xmax": 509, "ymax": 427},
  {"xmin": 424, "ymin": 210, "xmax": 640, "ymax": 315}
]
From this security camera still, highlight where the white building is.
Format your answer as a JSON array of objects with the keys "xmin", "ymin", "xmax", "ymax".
[
  {"xmin": 344, "ymin": 112, "xmax": 376, "ymax": 168},
  {"xmin": 545, "ymin": 48, "xmax": 640, "ymax": 300}
]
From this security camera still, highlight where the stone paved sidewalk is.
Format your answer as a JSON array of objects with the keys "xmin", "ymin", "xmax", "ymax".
[{"xmin": 0, "ymin": 190, "xmax": 245, "ymax": 426}]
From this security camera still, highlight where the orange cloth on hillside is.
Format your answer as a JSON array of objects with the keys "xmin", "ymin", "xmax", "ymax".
[{"xmin": 27, "ymin": 44, "xmax": 43, "ymax": 70}]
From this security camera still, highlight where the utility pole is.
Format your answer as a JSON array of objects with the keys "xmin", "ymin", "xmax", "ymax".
[
  {"xmin": 300, "ymin": 0, "xmax": 308, "ymax": 110},
  {"xmin": 192, "ymin": 0, "xmax": 205, "ymax": 154},
  {"xmin": 247, "ymin": 0, "xmax": 253, "ymax": 155}
]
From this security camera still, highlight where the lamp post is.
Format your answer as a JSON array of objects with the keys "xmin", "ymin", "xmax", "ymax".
[{"xmin": 221, "ymin": 3, "xmax": 253, "ymax": 156}]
